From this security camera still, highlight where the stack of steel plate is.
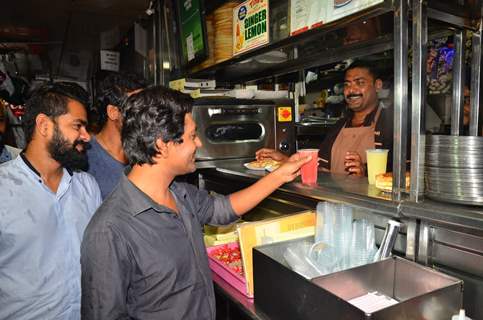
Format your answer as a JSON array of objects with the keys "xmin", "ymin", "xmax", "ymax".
[{"xmin": 425, "ymin": 135, "xmax": 483, "ymax": 205}]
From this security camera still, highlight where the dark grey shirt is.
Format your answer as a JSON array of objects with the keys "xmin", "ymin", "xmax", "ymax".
[{"xmin": 81, "ymin": 174, "xmax": 238, "ymax": 320}]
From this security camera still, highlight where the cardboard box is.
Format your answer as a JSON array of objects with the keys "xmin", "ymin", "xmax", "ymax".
[
  {"xmin": 237, "ymin": 211, "xmax": 316, "ymax": 296},
  {"xmin": 207, "ymin": 242, "xmax": 248, "ymax": 297}
]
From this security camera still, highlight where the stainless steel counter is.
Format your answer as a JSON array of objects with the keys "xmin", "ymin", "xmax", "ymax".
[
  {"xmin": 207, "ymin": 159, "xmax": 400, "ymax": 217},
  {"xmin": 199, "ymin": 159, "xmax": 483, "ymax": 319},
  {"xmin": 401, "ymin": 200, "xmax": 483, "ymax": 233},
  {"xmin": 200, "ymin": 159, "xmax": 483, "ymax": 231}
]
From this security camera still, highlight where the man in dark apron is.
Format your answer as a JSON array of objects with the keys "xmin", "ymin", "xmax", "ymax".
[{"xmin": 256, "ymin": 60, "xmax": 393, "ymax": 176}]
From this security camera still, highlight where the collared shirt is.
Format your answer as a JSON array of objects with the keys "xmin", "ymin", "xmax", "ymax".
[
  {"xmin": 0, "ymin": 144, "xmax": 20, "ymax": 163},
  {"xmin": 0, "ymin": 155, "xmax": 102, "ymax": 320},
  {"xmin": 86, "ymin": 136, "xmax": 127, "ymax": 199},
  {"xmin": 81, "ymin": 174, "xmax": 238, "ymax": 320}
]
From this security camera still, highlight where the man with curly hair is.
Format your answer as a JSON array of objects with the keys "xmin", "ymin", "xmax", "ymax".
[{"xmin": 81, "ymin": 86, "xmax": 311, "ymax": 320}]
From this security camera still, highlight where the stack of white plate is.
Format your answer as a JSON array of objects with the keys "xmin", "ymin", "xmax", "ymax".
[{"xmin": 425, "ymin": 135, "xmax": 483, "ymax": 205}]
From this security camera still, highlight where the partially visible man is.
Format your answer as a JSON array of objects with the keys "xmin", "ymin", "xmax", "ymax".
[
  {"xmin": 0, "ymin": 101, "xmax": 20, "ymax": 162},
  {"xmin": 257, "ymin": 60, "xmax": 393, "ymax": 176},
  {"xmin": 81, "ymin": 86, "xmax": 310, "ymax": 320},
  {"xmin": 87, "ymin": 71, "xmax": 144, "ymax": 199},
  {"xmin": 0, "ymin": 82, "xmax": 102, "ymax": 320}
]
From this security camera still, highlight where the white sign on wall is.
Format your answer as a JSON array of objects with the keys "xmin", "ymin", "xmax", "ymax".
[{"xmin": 100, "ymin": 50, "xmax": 120, "ymax": 72}]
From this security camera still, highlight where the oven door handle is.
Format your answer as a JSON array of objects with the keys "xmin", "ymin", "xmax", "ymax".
[
  {"xmin": 207, "ymin": 108, "xmax": 222, "ymax": 117},
  {"xmin": 207, "ymin": 107, "xmax": 261, "ymax": 117}
]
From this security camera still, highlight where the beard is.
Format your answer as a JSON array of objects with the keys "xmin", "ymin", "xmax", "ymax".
[{"xmin": 47, "ymin": 125, "xmax": 89, "ymax": 171}]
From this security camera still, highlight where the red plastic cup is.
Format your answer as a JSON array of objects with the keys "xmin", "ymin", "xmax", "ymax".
[{"xmin": 298, "ymin": 149, "xmax": 319, "ymax": 184}]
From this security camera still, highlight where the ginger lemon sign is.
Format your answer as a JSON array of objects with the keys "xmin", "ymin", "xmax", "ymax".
[{"xmin": 233, "ymin": 0, "xmax": 269, "ymax": 55}]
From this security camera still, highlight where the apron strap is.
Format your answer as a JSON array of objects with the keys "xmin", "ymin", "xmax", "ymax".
[
  {"xmin": 370, "ymin": 104, "xmax": 383, "ymax": 128},
  {"xmin": 345, "ymin": 104, "xmax": 383, "ymax": 129}
]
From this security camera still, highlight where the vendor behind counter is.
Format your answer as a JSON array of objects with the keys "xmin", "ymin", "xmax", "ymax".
[{"xmin": 257, "ymin": 60, "xmax": 394, "ymax": 177}]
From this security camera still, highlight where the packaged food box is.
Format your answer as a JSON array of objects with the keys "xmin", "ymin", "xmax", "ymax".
[
  {"xmin": 207, "ymin": 242, "xmax": 250, "ymax": 297},
  {"xmin": 204, "ymin": 224, "xmax": 239, "ymax": 247},
  {"xmin": 237, "ymin": 210, "xmax": 316, "ymax": 296}
]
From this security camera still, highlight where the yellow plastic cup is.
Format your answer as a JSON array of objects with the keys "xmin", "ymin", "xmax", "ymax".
[{"xmin": 366, "ymin": 149, "xmax": 389, "ymax": 185}]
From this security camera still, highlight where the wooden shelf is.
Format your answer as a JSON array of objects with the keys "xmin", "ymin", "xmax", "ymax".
[{"xmin": 188, "ymin": 1, "xmax": 394, "ymax": 83}]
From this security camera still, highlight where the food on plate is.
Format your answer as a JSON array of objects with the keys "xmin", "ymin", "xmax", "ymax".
[
  {"xmin": 208, "ymin": 244, "xmax": 244, "ymax": 277},
  {"xmin": 247, "ymin": 159, "xmax": 281, "ymax": 170},
  {"xmin": 375, "ymin": 172, "xmax": 410, "ymax": 192}
]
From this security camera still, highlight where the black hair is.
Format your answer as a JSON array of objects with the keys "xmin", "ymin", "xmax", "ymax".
[
  {"xmin": 346, "ymin": 60, "xmax": 381, "ymax": 80},
  {"xmin": 95, "ymin": 71, "xmax": 145, "ymax": 128},
  {"xmin": 23, "ymin": 82, "xmax": 89, "ymax": 144},
  {"xmin": 122, "ymin": 86, "xmax": 193, "ymax": 166}
]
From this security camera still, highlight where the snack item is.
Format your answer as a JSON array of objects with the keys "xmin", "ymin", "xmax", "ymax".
[
  {"xmin": 245, "ymin": 159, "xmax": 281, "ymax": 170},
  {"xmin": 375, "ymin": 172, "xmax": 410, "ymax": 192},
  {"xmin": 208, "ymin": 244, "xmax": 244, "ymax": 277}
]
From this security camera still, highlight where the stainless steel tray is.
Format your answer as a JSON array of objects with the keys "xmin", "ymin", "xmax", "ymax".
[{"xmin": 425, "ymin": 135, "xmax": 483, "ymax": 206}]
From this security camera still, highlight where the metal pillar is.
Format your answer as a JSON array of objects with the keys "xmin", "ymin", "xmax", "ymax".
[
  {"xmin": 451, "ymin": 30, "xmax": 465, "ymax": 135},
  {"xmin": 410, "ymin": 0, "xmax": 428, "ymax": 201},
  {"xmin": 157, "ymin": 0, "xmax": 165, "ymax": 85},
  {"xmin": 417, "ymin": 221, "xmax": 432, "ymax": 266},
  {"xmin": 152, "ymin": 0, "xmax": 160, "ymax": 85},
  {"xmin": 469, "ymin": 18, "xmax": 482, "ymax": 136},
  {"xmin": 405, "ymin": 219, "xmax": 419, "ymax": 261},
  {"xmin": 392, "ymin": 0, "xmax": 409, "ymax": 199}
]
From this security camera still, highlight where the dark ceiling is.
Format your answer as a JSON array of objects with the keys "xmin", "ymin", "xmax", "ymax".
[{"xmin": 0, "ymin": 0, "xmax": 149, "ymax": 51}]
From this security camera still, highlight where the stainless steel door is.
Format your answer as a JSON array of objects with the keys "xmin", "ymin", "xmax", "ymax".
[{"xmin": 193, "ymin": 103, "xmax": 275, "ymax": 160}]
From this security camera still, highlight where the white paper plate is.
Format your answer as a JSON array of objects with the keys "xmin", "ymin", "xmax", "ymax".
[
  {"xmin": 244, "ymin": 162, "xmax": 267, "ymax": 171},
  {"xmin": 265, "ymin": 165, "xmax": 280, "ymax": 172}
]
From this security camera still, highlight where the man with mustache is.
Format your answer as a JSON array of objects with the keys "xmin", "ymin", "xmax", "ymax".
[
  {"xmin": 0, "ymin": 82, "xmax": 102, "ymax": 320},
  {"xmin": 81, "ymin": 86, "xmax": 311, "ymax": 320},
  {"xmin": 87, "ymin": 71, "xmax": 144, "ymax": 199},
  {"xmin": 0, "ymin": 101, "xmax": 20, "ymax": 163},
  {"xmin": 256, "ymin": 60, "xmax": 393, "ymax": 176}
]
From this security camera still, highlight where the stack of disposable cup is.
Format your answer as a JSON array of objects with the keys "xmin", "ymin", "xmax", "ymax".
[
  {"xmin": 365, "ymin": 221, "xmax": 378, "ymax": 261},
  {"xmin": 315, "ymin": 202, "xmax": 329, "ymax": 243},
  {"xmin": 310, "ymin": 202, "xmax": 377, "ymax": 274},
  {"xmin": 350, "ymin": 219, "xmax": 367, "ymax": 267},
  {"xmin": 315, "ymin": 202, "xmax": 354, "ymax": 271},
  {"xmin": 336, "ymin": 204, "xmax": 353, "ymax": 269},
  {"xmin": 350, "ymin": 219, "xmax": 377, "ymax": 267},
  {"xmin": 315, "ymin": 202, "xmax": 338, "ymax": 272},
  {"xmin": 315, "ymin": 201, "xmax": 382, "ymax": 274}
]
